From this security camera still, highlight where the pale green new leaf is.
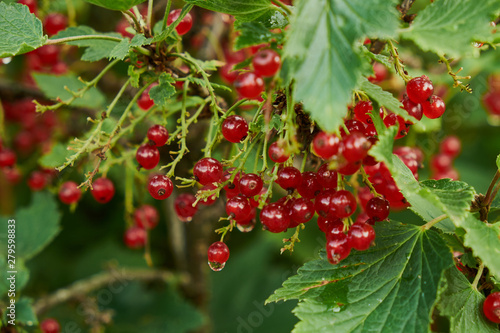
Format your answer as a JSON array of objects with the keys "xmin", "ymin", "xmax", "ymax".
[
  {"xmin": 0, "ymin": 3, "xmax": 47, "ymax": 57},
  {"xmin": 402, "ymin": 0, "xmax": 500, "ymax": 57},
  {"xmin": 285, "ymin": 0, "xmax": 399, "ymax": 132},
  {"xmin": 84, "ymin": 0, "xmax": 146, "ymax": 11},
  {"xmin": 149, "ymin": 73, "xmax": 176, "ymax": 109}
]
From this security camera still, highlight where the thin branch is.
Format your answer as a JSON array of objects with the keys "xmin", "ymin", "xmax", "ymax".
[
  {"xmin": 421, "ymin": 214, "xmax": 447, "ymax": 231},
  {"xmin": 472, "ymin": 263, "xmax": 485, "ymax": 291},
  {"xmin": 438, "ymin": 56, "xmax": 472, "ymax": 93},
  {"xmin": 46, "ymin": 35, "xmax": 123, "ymax": 45},
  {"xmin": 398, "ymin": 0, "xmax": 416, "ymax": 16}
]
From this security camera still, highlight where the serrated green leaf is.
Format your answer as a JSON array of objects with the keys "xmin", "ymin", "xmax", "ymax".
[
  {"xmin": 128, "ymin": 65, "xmax": 141, "ymax": 88},
  {"xmin": 33, "ymin": 73, "xmax": 106, "ymax": 108},
  {"xmin": 149, "ymin": 73, "xmax": 176, "ymax": 109},
  {"xmin": 187, "ymin": 77, "xmax": 231, "ymax": 92},
  {"xmin": 268, "ymin": 222, "xmax": 453, "ymax": 333},
  {"xmin": 39, "ymin": 143, "xmax": 73, "ymax": 168},
  {"xmin": 84, "ymin": 0, "xmax": 146, "ymax": 11},
  {"xmin": 109, "ymin": 34, "xmax": 152, "ymax": 60},
  {"xmin": 234, "ymin": 21, "xmax": 283, "ymax": 51},
  {"xmin": 362, "ymin": 48, "xmax": 392, "ymax": 68},
  {"xmin": 0, "ymin": 3, "xmax": 47, "ymax": 57},
  {"xmin": 401, "ymin": 0, "xmax": 500, "ymax": 57},
  {"xmin": 436, "ymin": 267, "xmax": 498, "ymax": 333},
  {"xmin": 285, "ymin": 0, "xmax": 399, "ymax": 133}
]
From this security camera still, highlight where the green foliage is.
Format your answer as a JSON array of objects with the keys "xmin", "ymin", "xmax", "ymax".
[
  {"xmin": 234, "ymin": 21, "xmax": 283, "ymax": 51},
  {"xmin": 359, "ymin": 79, "xmax": 412, "ymax": 122},
  {"xmin": 149, "ymin": 73, "xmax": 176, "ymax": 109},
  {"xmin": 109, "ymin": 34, "xmax": 152, "ymax": 60},
  {"xmin": 39, "ymin": 143, "xmax": 73, "ymax": 168},
  {"xmin": 284, "ymin": 0, "xmax": 399, "ymax": 133},
  {"xmin": 268, "ymin": 222, "xmax": 453, "ymax": 332},
  {"xmin": 83, "ymin": 0, "xmax": 146, "ymax": 11},
  {"xmin": 497, "ymin": 153, "xmax": 500, "ymax": 170},
  {"xmin": 0, "ymin": 2, "xmax": 46, "ymax": 57}
]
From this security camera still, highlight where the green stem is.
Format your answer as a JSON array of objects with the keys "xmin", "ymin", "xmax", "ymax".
[
  {"xmin": 161, "ymin": 0, "xmax": 172, "ymax": 31},
  {"xmin": 472, "ymin": 263, "xmax": 484, "ymax": 291},
  {"xmin": 147, "ymin": 0, "xmax": 154, "ymax": 30},
  {"xmin": 483, "ymin": 170, "xmax": 500, "ymax": 207},
  {"xmin": 46, "ymin": 35, "xmax": 123, "ymax": 45},
  {"xmin": 273, "ymin": 0, "xmax": 293, "ymax": 16},
  {"xmin": 387, "ymin": 40, "xmax": 412, "ymax": 83},
  {"xmin": 421, "ymin": 214, "xmax": 447, "ymax": 231}
]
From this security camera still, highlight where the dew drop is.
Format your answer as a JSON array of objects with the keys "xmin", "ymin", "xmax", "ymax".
[
  {"xmin": 332, "ymin": 306, "xmax": 341, "ymax": 313},
  {"xmin": 236, "ymin": 221, "xmax": 255, "ymax": 232},
  {"xmin": 208, "ymin": 260, "xmax": 226, "ymax": 272}
]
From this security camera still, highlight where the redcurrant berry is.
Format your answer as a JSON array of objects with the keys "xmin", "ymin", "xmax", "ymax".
[
  {"xmin": 136, "ymin": 144, "xmax": 160, "ymax": 170},
  {"xmin": 148, "ymin": 175, "xmax": 173, "ymax": 200},
  {"xmin": 317, "ymin": 164, "xmax": 338, "ymax": 190},
  {"xmin": 483, "ymin": 291, "xmax": 500, "ymax": 324},
  {"xmin": 421, "ymin": 95, "xmax": 446, "ymax": 119},
  {"xmin": 312, "ymin": 132, "xmax": 341, "ymax": 159},
  {"xmin": 238, "ymin": 173, "xmax": 263, "ymax": 197},
  {"xmin": 276, "ymin": 167, "xmax": 302, "ymax": 190},
  {"xmin": 35, "ymin": 45, "xmax": 60, "ymax": 66},
  {"xmin": 193, "ymin": 157, "xmax": 223, "ymax": 185},
  {"xmin": 432, "ymin": 168, "xmax": 459, "ymax": 181},
  {"xmin": 198, "ymin": 183, "xmax": 218, "ymax": 205},
  {"xmin": 40, "ymin": 318, "xmax": 60, "ymax": 333},
  {"xmin": 226, "ymin": 195, "xmax": 252, "ymax": 221},
  {"xmin": 384, "ymin": 113, "xmax": 408, "ymax": 139},
  {"xmin": 167, "ymin": 9, "xmax": 193, "ymax": 36},
  {"xmin": 317, "ymin": 216, "xmax": 341, "ymax": 233},
  {"xmin": 222, "ymin": 115, "xmax": 249, "ymax": 143},
  {"xmin": 289, "ymin": 198, "xmax": 315, "ymax": 226},
  {"xmin": 133, "ymin": 204, "xmax": 159, "ymax": 229},
  {"xmin": 260, "ymin": 202, "xmax": 290, "ymax": 233},
  {"xmin": 234, "ymin": 72, "xmax": 264, "ymax": 99},
  {"xmin": 365, "ymin": 197, "xmax": 390, "ymax": 221},
  {"xmin": 431, "ymin": 153, "xmax": 453, "ymax": 173},
  {"xmin": 338, "ymin": 161, "xmax": 362, "ymax": 176},
  {"xmin": 27, "ymin": 171, "xmax": 47, "ymax": 191},
  {"xmin": 18, "ymin": 0, "xmax": 37, "ymax": 14},
  {"xmin": 207, "ymin": 241, "xmax": 230, "ymax": 271},
  {"xmin": 329, "ymin": 190, "xmax": 357, "ymax": 218},
  {"xmin": 341, "ymin": 132, "xmax": 372, "ymax": 163},
  {"xmin": 357, "ymin": 186, "xmax": 374, "ymax": 210},
  {"xmin": 174, "ymin": 193, "xmax": 198, "ymax": 222},
  {"xmin": 353, "ymin": 101, "xmax": 373, "ymax": 124},
  {"xmin": 91, "ymin": 177, "xmax": 115, "ymax": 204},
  {"xmin": 440, "ymin": 136, "xmax": 461, "ymax": 158},
  {"xmin": 58, "ymin": 181, "xmax": 81, "ymax": 205},
  {"xmin": 347, "ymin": 222, "xmax": 375, "ymax": 251},
  {"xmin": 326, "ymin": 233, "xmax": 351, "ymax": 265},
  {"xmin": 43, "ymin": 13, "xmax": 68, "ymax": 36},
  {"xmin": 137, "ymin": 85, "xmax": 156, "ymax": 110},
  {"xmin": 368, "ymin": 62, "xmax": 388, "ymax": 83},
  {"xmin": 406, "ymin": 75, "xmax": 434, "ymax": 103},
  {"xmin": 222, "ymin": 168, "xmax": 242, "ymax": 198},
  {"xmin": 340, "ymin": 119, "xmax": 366, "ymax": 137},
  {"xmin": 268, "ymin": 141, "xmax": 289, "ymax": 163},
  {"xmin": 252, "ymin": 49, "xmax": 281, "ymax": 77},
  {"xmin": 401, "ymin": 95, "xmax": 423, "ymax": 123},
  {"xmin": 124, "ymin": 226, "xmax": 147, "ymax": 249},
  {"xmin": 314, "ymin": 189, "xmax": 335, "ymax": 217},
  {"xmin": 297, "ymin": 172, "xmax": 323, "ymax": 199},
  {"xmin": 483, "ymin": 90, "xmax": 500, "ymax": 116},
  {"xmin": 0, "ymin": 149, "xmax": 16, "ymax": 167},
  {"xmin": 147, "ymin": 125, "xmax": 169, "ymax": 147}
]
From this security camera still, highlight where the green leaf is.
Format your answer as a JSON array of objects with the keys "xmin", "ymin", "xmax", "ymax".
[
  {"xmin": 362, "ymin": 48, "xmax": 392, "ymax": 68},
  {"xmin": 84, "ymin": 0, "xmax": 146, "ymax": 11},
  {"xmin": 187, "ymin": 77, "xmax": 231, "ymax": 92},
  {"xmin": 32, "ymin": 73, "xmax": 106, "ymax": 108},
  {"xmin": 14, "ymin": 298, "xmax": 38, "ymax": 326},
  {"xmin": 149, "ymin": 73, "xmax": 176, "ymax": 109},
  {"xmin": 128, "ymin": 65, "xmax": 141, "ymax": 88},
  {"xmin": 109, "ymin": 34, "xmax": 152, "ymax": 60},
  {"xmin": 401, "ymin": 0, "xmax": 500, "ymax": 57},
  {"xmin": 39, "ymin": 143, "xmax": 73, "ymax": 168},
  {"xmin": 0, "ymin": 258, "xmax": 29, "ymax": 295},
  {"xmin": 234, "ymin": 21, "xmax": 283, "ymax": 51},
  {"xmin": 285, "ymin": 0, "xmax": 399, "ymax": 132},
  {"xmin": 52, "ymin": 26, "xmax": 123, "ymax": 62},
  {"xmin": 0, "ymin": 3, "xmax": 47, "ymax": 57},
  {"xmin": 267, "ymin": 222, "xmax": 453, "ymax": 333},
  {"xmin": 497, "ymin": 154, "xmax": 500, "ymax": 170},
  {"xmin": 436, "ymin": 267, "xmax": 498, "ymax": 333}
]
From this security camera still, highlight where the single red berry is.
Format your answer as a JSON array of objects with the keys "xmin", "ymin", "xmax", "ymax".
[
  {"xmin": 384, "ymin": 113, "xmax": 408, "ymax": 139},
  {"xmin": 326, "ymin": 233, "xmax": 351, "ymax": 265},
  {"xmin": 43, "ymin": 13, "xmax": 68, "ymax": 36},
  {"xmin": 222, "ymin": 115, "xmax": 249, "ymax": 143},
  {"xmin": 329, "ymin": 190, "xmax": 357, "ymax": 219},
  {"xmin": 483, "ymin": 90, "xmax": 500, "ymax": 116},
  {"xmin": 368, "ymin": 62, "xmax": 388, "ymax": 83},
  {"xmin": 193, "ymin": 157, "xmax": 223, "ymax": 185},
  {"xmin": 317, "ymin": 164, "xmax": 338, "ymax": 190},
  {"xmin": 51, "ymin": 61, "xmax": 68, "ymax": 75},
  {"xmin": 239, "ymin": 173, "xmax": 263, "ymax": 197},
  {"xmin": 116, "ymin": 19, "xmax": 134, "ymax": 38},
  {"xmin": 134, "ymin": 205, "xmax": 159, "ymax": 229},
  {"xmin": 276, "ymin": 167, "xmax": 302, "ymax": 190},
  {"xmin": 137, "ymin": 85, "xmax": 156, "ymax": 110},
  {"xmin": 0, "ymin": 149, "xmax": 17, "ymax": 167},
  {"xmin": 220, "ymin": 62, "xmax": 239, "ymax": 84},
  {"xmin": 440, "ymin": 136, "xmax": 461, "ymax": 158},
  {"xmin": 222, "ymin": 168, "xmax": 242, "ymax": 198},
  {"xmin": 91, "ymin": 177, "xmax": 115, "ymax": 204},
  {"xmin": 167, "ymin": 9, "xmax": 193, "ymax": 35},
  {"xmin": 357, "ymin": 186, "xmax": 374, "ymax": 210},
  {"xmin": 432, "ymin": 168, "xmax": 459, "ymax": 181},
  {"xmin": 136, "ymin": 144, "xmax": 160, "ymax": 170},
  {"xmin": 58, "ymin": 181, "xmax": 81, "ymax": 205},
  {"xmin": 226, "ymin": 195, "xmax": 252, "ymax": 221},
  {"xmin": 353, "ymin": 101, "xmax": 373, "ymax": 124},
  {"xmin": 289, "ymin": 198, "xmax": 315, "ymax": 226},
  {"xmin": 314, "ymin": 189, "xmax": 335, "ymax": 217},
  {"xmin": 18, "ymin": 0, "xmax": 37, "ymax": 14},
  {"xmin": 147, "ymin": 125, "xmax": 169, "ymax": 146},
  {"xmin": 401, "ymin": 95, "xmax": 423, "ymax": 124},
  {"xmin": 341, "ymin": 132, "xmax": 372, "ymax": 163},
  {"xmin": 348, "ymin": 222, "xmax": 375, "ymax": 251},
  {"xmin": 431, "ymin": 153, "xmax": 453, "ymax": 173},
  {"xmin": 252, "ymin": 49, "xmax": 281, "ymax": 77},
  {"xmin": 317, "ymin": 216, "xmax": 341, "ymax": 233},
  {"xmin": 207, "ymin": 241, "xmax": 230, "ymax": 271},
  {"xmin": 174, "ymin": 193, "xmax": 198, "ymax": 222},
  {"xmin": 337, "ymin": 161, "xmax": 362, "ymax": 176},
  {"xmin": 297, "ymin": 172, "xmax": 323, "ymax": 199},
  {"xmin": 268, "ymin": 141, "xmax": 289, "ymax": 163},
  {"xmin": 124, "ymin": 226, "xmax": 147, "ymax": 249},
  {"xmin": 148, "ymin": 175, "xmax": 173, "ymax": 200},
  {"xmin": 483, "ymin": 291, "xmax": 500, "ymax": 324},
  {"xmin": 28, "ymin": 171, "xmax": 47, "ymax": 191},
  {"xmin": 365, "ymin": 197, "xmax": 390, "ymax": 221},
  {"xmin": 40, "ymin": 318, "xmax": 60, "ymax": 333},
  {"xmin": 35, "ymin": 45, "xmax": 60, "ymax": 66},
  {"xmin": 340, "ymin": 119, "xmax": 366, "ymax": 137},
  {"xmin": 234, "ymin": 72, "xmax": 265, "ymax": 99},
  {"xmin": 356, "ymin": 211, "xmax": 370, "ymax": 224},
  {"xmin": 364, "ymin": 123, "xmax": 378, "ymax": 138},
  {"xmin": 312, "ymin": 132, "xmax": 341, "ymax": 159},
  {"xmin": 421, "ymin": 95, "xmax": 446, "ymax": 119},
  {"xmin": 406, "ymin": 75, "xmax": 434, "ymax": 104},
  {"xmin": 260, "ymin": 202, "xmax": 290, "ymax": 233},
  {"xmin": 198, "ymin": 183, "xmax": 218, "ymax": 205}
]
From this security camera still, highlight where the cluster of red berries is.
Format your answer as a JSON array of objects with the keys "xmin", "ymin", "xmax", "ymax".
[
  {"xmin": 430, "ymin": 135, "xmax": 461, "ymax": 180},
  {"xmin": 57, "ymin": 177, "xmax": 115, "ymax": 205},
  {"xmin": 123, "ymin": 204, "xmax": 160, "ymax": 249}
]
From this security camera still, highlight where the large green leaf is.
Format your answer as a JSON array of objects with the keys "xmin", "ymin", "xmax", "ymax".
[
  {"xmin": 234, "ymin": 21, "xmax": 283, "ymax": 51},
  {"xmin": 285, "ymin": 0, "xmax": 399, "ymax": 133},
  {"xmin": 84, "ymin": 0, "xmax": 146, "ymax": 11},
  {"xmin": 401, "ymin": 0, "xmax": 500, "ymax": 57},
  {"xmin": 149, "ymin": 73, "xmax": 176, "ymax": 109},
  {"xmin": 0, "ymin": 2, "xmax": 47, "ymax": 57},
  {"xmin": 39, "ymin": 142, "xmax": 73, "ymax": 168},
  {"xmin": 436, "ymin": 267, "xmax": 498, "ymax": 333},
  {"xmin": 267, "ymin": 222, "xmax": 453, "ymax": 333}
]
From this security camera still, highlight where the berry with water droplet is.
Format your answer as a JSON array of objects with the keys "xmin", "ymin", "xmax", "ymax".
[{"xmin": 207, "ymin": 241, "xmax": 230, "ymax": 271}]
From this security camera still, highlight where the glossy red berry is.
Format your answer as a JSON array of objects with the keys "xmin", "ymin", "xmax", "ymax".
[
  {"xmin": 193, "ymin": 157, "xmax": 223, "ymax": 185},
  {"xmin": 137, "ymin": 85, "xmax": 155, "ymax": 110},
  {"xmin": 317, "ymin": 164, "xmax": 338, "ymax": 190},
  {"xmin": 326, "ymin": 233, "xmax": 351, "ymax": 265},
  {"xmin": 289, "ymin": 198, "xmax": 315, "ymax": 226},
  {"xmin": 347, "ymin": 222, "xmax": 375, "ymax": 251},
  {"xmin": 167, "ymin": 9, "xmax": 193, "ymax": 36},
  {"xmin": 406, "ymin": 75, "xmax": 434, "ymax": 103},
  {"xmin": 268, "ymin": 141, "xmax": 289, "ymax": 163},
  {"xmin": 340, "ymin": 119, "xmax": 366, "ymax": 137},
  {"xmin": 147, "ymin": 125, "xmax": 169, "ymax": 146},
  {"xmin": 312, "ymin": 132, "xmax": 341, "ymax": 159},
  {"xmin": 18, "ymin": 0, "xmax": 37, "ymax": 14},
  {"xmin": 174, "ymin": 193, "xmax": 198, "ymax": 222},
  {"xmin": 238, "ymin": 173, "xmax": 263, "ymax": 197},
  {"xmin": 421, "ymin": 95, "xmax": 446, "ymax": 119},
  {"xmin": 252, "ymin": 49, "xmax": 281, "ymax": 77},
  {"xmin": 58, "ymin": 181, "xmax": 81, "ymax": 205},
  {"xmin": 124, "ymin": 226, "xmax": 147, "ymax": 249},
  {"xmin": 222, "ymin": 168, "xmax": 242, "ymax": 198},
  {"xmin": 297, "ymin": 172, "xmax": 323, "ymax": 199},
  {"xmin": 43, "ymin": 13, "xmax": 68, "ymax": 36},
  {"xmin": 337, "ymin": 160, "xmax": 361, "ymax": 176},
  {"xmin": 40, "ymin": 318, "xmax": 60, "ymax": 333},
  {"xmin": 148, "ymin": 175, "xmax": 173, "ymax": 200},
  {"xmin": 353, "ymin": 101, "xmax": 373, "ymax": 124},
  {"xmin": 384, "ymin": 113, "xmax": 408, "ymax": 139},
  {"xmin": 136, "ymin": 144, "xmax": 160, "ymax": 170},
  {"xmin": 276, "ymin": 167, "xmax": 302, "ymax": 190},
  {"xmin": 317, "ymin": 216, "xmax": 339, "ymax": 233},
  {"xmin": 198, "ymin": 183, "xmax": 218, "ymax": 206},
  {"xmin": 234, "ymin": 72, "xmax": 264, "ymax": 99},
  {"xmin": 134, "ymin": 205, "xmax": 159, "ymax": 229},
  {"xmin": 341, "ymin": 132, "xmax": 372, "ymax": 163},
  {"xmin": 401, "ymin": 95, "xmax": 423, "ymax": 123},
  {"xmin": 28, "ymin": 171, "xmax": 47, "ymax": 191},
  {"xmin": 368, "ymin": 62, "xmax": 388, "ymax": 83},
  {"xmin": 0, "ymin": 149, "xmax": 17, "ymax": 167},
  {"xmin": 357, "ymin": 186, "xmax": 374, "ymax": 210},
  {"xmin": 91, "ymin": 177, "xmax": 115, "ymax": 204},
  {"xmin": 208, "ymin": 241, "xmax": 230, "ymax": 271},
  {"xmin": 260, "ymin": 202, "xmax": 290, "ymax": 233},
  {"xmin": 222, "ymin": 115, "xmax": 249, "ymax": 143},
  {"xmin": 483, "ymin": 291, "xmax": 500, "ymax": 324},
  {"xmin": 329, "ymin": 190, "xmax": 357, "ymax": 218},
  {"xmin": 431, "ymin": 153, "xmax": 453, "ymax": 173},
  {"xmin": 226, "ymin": 195, "xmax": 252, "ymax": 221},
  {"xmin": 314, "ymin": 189, "xmax": 335, "ymax": 217},
  {"xmin": 365, "ymin": 197, "xmax": 390, "ymax": 221},
  {"xmin": 440, "ymin": 136, "xmax": 461, "ymax": 158}
]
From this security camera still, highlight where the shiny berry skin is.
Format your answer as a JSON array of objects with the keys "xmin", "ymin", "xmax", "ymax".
[
  {"xmin": 137, "ymin": 86, "xmax": 155, "ymax": 110},
  {"xmin": 148, "ymin": 175, "xmax": 173, "ymax": 200},
  {"xmin": 91, "ymin": 177, "xmax": 115, "ymax": 204},
  {"xmin": 238, "ymin": 173, "xmax": 263, "ymax": 197},
  {"xmin": 340, "ymin": 119, "xmax": 366, "ymax": 137},
  {"xmin": 317, "ymin": 164, "xmax": 338, "ymax": 190},
  {"xmin": 58, "ymin": 181, "xmax": 81, "ymax": 205},
  {"xmin": 134, "ymin": 205, "xmax": 159, "ymax": 229},
  {"xmin": 365, "ymin": 197, "xmax": 390, "ymax": 221},
  {"xmin": 329, "ymin": 190, "xmax": 357, "ymax": 219},
  {"xmin": 297, "ymin": 172, "xmax": 323, "ymax": 199},
  {"xmin": 43, "ymin": 13, "xmax": 68, "ymax": 36},
  {"xmin": 401, "ymin": 95, "xmax": 423, "ymax": 123},
  {"xmin": 193, "ymin": 157, "xmax": 223, "ymax": 185},
  {"xmin": 28, "ymin": 171, "xmax": 47, "ymax": 191},
  {"xmin": 276, "ymin": 167, "xmax": 302, "ymax": 190},
  {"xmin": 18, "ymin": 0, "xmax": 37, "ymax": 14},
  {"xmin": 384, "ymin": 113, "xmax": 408, "ymax": 139},
  {"xmin": 317, "ymin": 216, "xmax": 341, "ymax": 233},
  {"xmin": 226, "ymin": 195, "xmax": 252, "ymax": 221},
  {"xmin": 167, "ymin": 9, "xmax": 193, "ymax": 36},
  {"xmin": 0, "ymin": 149, "xmax": 17, "ymax": 167},
  {"xmin": 174, "ymin": 193, "xmax": 198, "ymax": 222},
  {"xmin": 222, "ymin": 168, "xmax": 242, "ymax": 198},
  {"xmin": 431, "ymin": 153, "xmax": 453, "ymax": 173},
  {"xmin": 268, "ymin": 142, "xmax": 289, "ymax": 163},
  {"xmin": 315, "ymin": 189, "xmax": 335, "ymax": 217},
  {"xmin": 252, "ymin": 49, "xmax": 281, "ymax": 77},
  {"xmin": 326, "ymin": 233, "xmax": 351, "ymax": 265},
  {"xmin": 440, "ymin": 136, "xmax": 461, "ymax": 158},
  {"xmin": 289, "ymin": 198, "xmax": 315, "ymax": 226},
  {"xmin": 406, "ymin": 75, "xmax": 434, "ymax": 103},
  {"xmin": 338, "ymin": 160, "xmax": 361, "ymax": 176},
  {"xmin": 421, "ymin": 95, "xmax": 446, "ymax": 119},
  {"xmin": 35, "ymin": 45, "xmax": 60, "ymax": 66},
  {"xmin": 341, "ymin": 132, "xmax": 372, "ymax": 163},
  {"xmin": 198, "ymin": 183, "xmax": 218, "ymax": 205},
  {"xmin": 312, "ymin": 132, "xmax": 341, "ymax": 159},
  {"xmin": 136, "ymin": 144, "xmax": 160, "ymax": 170},
  {"xmin": 347, "ymin": 222, "xmax": 375, "ymax": 251},
  {"xmin": 353, "ymin": 101, "xmax": 373, "ymax": 124},
  {"xmin": 208, "ymin": 241, "xmax": 230, "ymax": 264},
  {"xmin": 40, "ymin": 318, "xmax": 60, "ymax": 333},
  {"xmin": 234, "ymin": 72, "xmax": 265, "ymax": 99},
  {"xmin": 124, "ymin": 226, "xmax": 147, "ymax": 249},
  {"xmin": 147, "ymin": 125, "xmax": 169, "ymax": 146},
  {"xmin": 483, "ymin": 291, "xmax": 500, "ymax": 323},
  {"xmin": 260, "ymin": 202, "xmax": 290, "ymax": 233},
  {"xmin": 357, "ymin": 186, "xmax": 374, "ymax": 210},
  {"xmin": 221, "ymin": 115, "xmax": 249, "ymax": 143}
]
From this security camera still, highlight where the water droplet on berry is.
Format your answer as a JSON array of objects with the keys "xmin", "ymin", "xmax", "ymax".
[
  {"xmin": 236, "ymin": 221, "xmax": 255, "ymax": 232},
  {"xmin": 208, "ymin": 261, "xmax": 226, "ymax": 272}
]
